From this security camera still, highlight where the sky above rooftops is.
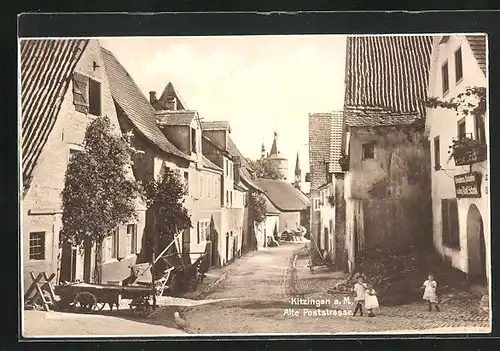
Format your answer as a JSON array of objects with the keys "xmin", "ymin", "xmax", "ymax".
[{"xmin": 100, "ymin": 35, "xmax": 347, "ymax": 185}]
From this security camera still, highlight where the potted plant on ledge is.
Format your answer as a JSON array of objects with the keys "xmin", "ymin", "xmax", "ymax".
[{"xmin": 448, "ymin": 136, "xmax": 487, "ymax": 166}]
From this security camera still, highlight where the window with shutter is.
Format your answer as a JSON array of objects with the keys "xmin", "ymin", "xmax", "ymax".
[{"xmin": 72, "ymin": 72, "xmax": 89, "ymax": 113}]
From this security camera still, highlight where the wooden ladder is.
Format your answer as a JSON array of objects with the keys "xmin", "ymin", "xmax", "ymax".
[{"xmin": 24, "ymin": 272, "xmax": 57, "ymax": 311}]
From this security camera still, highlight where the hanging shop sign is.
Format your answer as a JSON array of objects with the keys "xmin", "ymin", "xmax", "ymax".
[{"xmin": 454, "ymin": 172, "xmax": 482, "ymax": 198}]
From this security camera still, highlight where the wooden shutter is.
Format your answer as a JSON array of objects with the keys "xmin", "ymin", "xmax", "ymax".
[
  {"xmin": 72, "ymin": 72, "xmax": 89, "ymax": 113},
  {"xmin": 449, "ymin": 200, "xmax": 459, "ymax": 248}
]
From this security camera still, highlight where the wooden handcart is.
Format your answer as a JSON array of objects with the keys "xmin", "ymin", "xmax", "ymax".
[{"xmin": 54, "ymin": 282, "xmax": 155, "ymax": 316}]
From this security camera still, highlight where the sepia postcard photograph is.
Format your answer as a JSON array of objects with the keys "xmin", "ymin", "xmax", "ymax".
[{"xmin": 19, "ymin": 31, "xmax": 491, "ymax": 338}]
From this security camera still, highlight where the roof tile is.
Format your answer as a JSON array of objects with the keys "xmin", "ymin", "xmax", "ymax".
[
  {"xmin": 100, "ymin": 47, "xmax": 190, "ymax": 161},
  {"xmin": 252, "ymin": 178, "xmax": 310, "ymax": 212},
  {"xmin": 21, "ymin": 39, "xmax": 89, "ymax": 192},
  {"xmin": 155, "ymin": 110, "xmax": 197, "ymax": 126},
  {"xmin": 201, "ymin": 121, "xmax": 231, "ymax": 131},
  {"xmin": 466, "ymin": 35, "xmax": 487, "ymax": 77},
  {"xmin": 344, "ymin": 35, "xmax": 433, "ymax": 118}
]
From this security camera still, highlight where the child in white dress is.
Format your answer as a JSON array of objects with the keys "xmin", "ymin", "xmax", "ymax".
[
  {"xmin": 364, "ymin": 283, "xmax": 379, "ymax": 317},
  {"xmin": 422, "ymin": 273, "xmax": 440, "ymax": 312},
  {"xmin": 352, "ymin": 276, "xmax": 367, "ymax": 316}
]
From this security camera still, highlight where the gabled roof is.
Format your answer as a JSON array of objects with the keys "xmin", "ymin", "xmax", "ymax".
[
  {"xmin": 157, "ymin": 82, "xmax": 187, "ymax": 111},
  {"xmin": 100, "ymin": 47, "xmax": 190, "ymax": 161},
  {"xmin": 344, "ymin": 35, "xmax": 433, "ymax": 118},
  {"xmin": 252, "ymin": 178, "xmax": 310, "ymax": 212},
  {"xmin": 155, "ymin": 110, "xmax": 198, "ymax": 126},
  {"xmin": 21, "ymin": 39, "xmax": 89, "ymax": 193},
  {"xmin": 201, "ymin": 121, "xmax": 231, "ymax": 132},
  {"xmin": 466, "ymin": 35, "xmax": 487, "ymax": 77}
]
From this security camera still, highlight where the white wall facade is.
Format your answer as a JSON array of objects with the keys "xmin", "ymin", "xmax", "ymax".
[{"xmin": 426, "ymin": 35, "xmax": 489, "ymax": 279}]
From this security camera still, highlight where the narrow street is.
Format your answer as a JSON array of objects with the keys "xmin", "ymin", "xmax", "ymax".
[{"xmin": 182, "ymin": 243, "xmax": 490, "ymax": 334}]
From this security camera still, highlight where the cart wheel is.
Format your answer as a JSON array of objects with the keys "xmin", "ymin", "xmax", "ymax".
[
  {"xmin": 95, "ymin": 302, "xmax": 107, "ymax": 311},
  {"xmin": 155, "ymin": 280, "xmax": 165, "ymax": 297},
  {"xmin": 73, "ymin": 292, "xmax": 98, "ymax": 312}
]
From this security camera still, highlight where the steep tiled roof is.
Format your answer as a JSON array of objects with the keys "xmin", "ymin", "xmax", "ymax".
[
  {"xmin": 252, "ymin": 178, "xmax": 310, "ymax": 212},
  {"xmin": 201, "ymin": 121, "xmax": 231, "ymax": 131},
  {"xmin": 345, "ymin": 107, "xmax": 418, "ymax": 127},
  {"xmin": 264, "ymin": 196, "xmax": 281, "ymax": 215},
  {"xmin": 155, "ymin": 110, "xmax": 197, "ymax": 126},
  {"xmin": 328, "ymin": 111, "xmax": 344, "ymax": 173},
  {"xmin": 466, "ymin": 35, "xmax": 487, "ymax": 77},
  {"xmin": 100, "ymin": 47, "xmax": 190, "ymax": 161},
  {"xmin": 308, "ymin": 113, "xmax": 331, "ymax": 190},
  {"xmin": 21, "ymin": 39, "xmax": 89, "ymax": 193},
  {"xmin": 227, "ymin": 137, "xmax": 253, "ymax": 179},
  {"xmin": 344, "ymin": 35, "xmax": 433, "ymax": 118}
]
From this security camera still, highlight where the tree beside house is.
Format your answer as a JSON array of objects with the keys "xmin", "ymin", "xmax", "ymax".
[{"xmin": 20, "ymin": 39, "xmax": 149, "ymax": 291}]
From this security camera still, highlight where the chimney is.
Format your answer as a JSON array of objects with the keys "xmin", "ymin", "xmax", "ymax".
[
  {"xmin": 167, "ymin": 97, "xmax": 177, "ymax": 110},
  {"xmin": 149, "ymin": 91, "xmax": 157, "ymax": 104},
  {"xmin": 233, "ymin": 156, "xmax": 241, "ymax": 183}
]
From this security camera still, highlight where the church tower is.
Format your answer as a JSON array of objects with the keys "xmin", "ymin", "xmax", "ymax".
[
  {"xmin": 294, "ymin": 151, "xmax": 301, "ymax": 190},
  {"xmin": 266, "ymin": 131, "xmax": 289, "ymax": 181}
]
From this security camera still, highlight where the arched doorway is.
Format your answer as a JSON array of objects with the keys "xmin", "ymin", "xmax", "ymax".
[{"xmin": 466, "ymin": 204, "xmax": 487, "ymax": 285}]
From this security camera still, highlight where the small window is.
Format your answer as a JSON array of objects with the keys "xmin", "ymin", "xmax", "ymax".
[
  {"xmin": 197, "ymin": 220, "xmax": 210, "ymax": 244},
  {"xmin": 29, "ymin": 232, "xmax": 45, "ymax": 260},
  {"xmin": 457, "ymin": 119, "xmax": 466, "ymax": 140},
  {"xmin": 362, "ymin": 143, "xmax": 375, "ymax": 159},
  {"xmin": 434, "ymin": 136, "xmax": 441, "ymax": 170},
  {"xmin": 475, "ymin": 114, "xmax": 486, "ymax": 144},
  {"xmin": 184, "ymin": 172, "xmax": 189, "ymax": 186},
  {"xmin": 313, "ymin": 198, "xmax": 321, "ymax": 211},
  {"xmin": 88, "ymin": 78, "xmax": 101, "ymax": 116},
  {"xmin": 455, "ymin": 47, "xmax": 463, "ymax": 83},
  {"xmin": 442, "ymin": 61, "xmax": 450, "ymax": 95},
  {"xmin": 127, "ymin": 224, "xmax": 137, "ymax": 255}
]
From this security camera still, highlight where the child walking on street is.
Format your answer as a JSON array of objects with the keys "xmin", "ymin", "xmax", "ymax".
[
  {"xmin": 364, "ymin": 283, "xmax": 379, "ymax": 317},
  {"xmin": 352, "ymin": 276, "xmax": 367, "ymax": 316},
  {"xmin": 422, "ymin": 273, "xmax": 440, "ymax": 312}
]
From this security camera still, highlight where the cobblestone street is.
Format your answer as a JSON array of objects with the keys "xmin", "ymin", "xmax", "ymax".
[{"xmin": 181, "ymin": 243, "xmax": 490, "ymax": 334}]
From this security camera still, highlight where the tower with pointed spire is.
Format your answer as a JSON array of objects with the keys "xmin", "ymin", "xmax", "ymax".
[
  {"xmin": 265, "ymin": 131, "xmax": 289, "ymax": 181},
  {"xmin": 294, "ymin": 151, "xmax": 301, "ymax": 190}
]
